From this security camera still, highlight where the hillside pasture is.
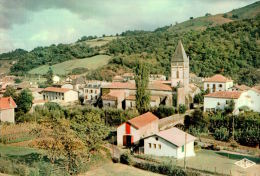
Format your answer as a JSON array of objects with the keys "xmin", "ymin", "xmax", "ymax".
[
  {"xmin": 76, "ymin": 36, "xmax": 120, "ymax": 48},
  {"xmin": 28, "ymin": 55, "xmax": 111, "ymax": 75}
]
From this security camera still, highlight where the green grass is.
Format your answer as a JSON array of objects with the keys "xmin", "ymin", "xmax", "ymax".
[
  {"xmin": 28, "ymin": 54, "xmax": 111, "ymax": 75},
  {"xmin": 0, "ymin": 144, "xmax": 40, "ymax": 156}
]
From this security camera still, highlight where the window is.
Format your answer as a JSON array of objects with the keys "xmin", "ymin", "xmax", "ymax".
[
  {"xmin": 156, "ymin": 137, "xmax": 158, "ymax": 141},
  {"xmin": 176, "ymin": 70, "xmax": 179, "ymax": 79},
  {"xmin": 154, "ymin": 144, "xmax": 156, "ymax": 149},
  {"xmin": 213, "ymin": 84, "xmax": 216, "ymax": 92},
  {"xmin": 149, "ymin": 143, "xmax": 151, "ymax": 148},
  {"xmin": 91, "ymin": 95, "xmax": 93, "ymax": 100},
  {"xmin": 90, "ymin": 90, "xmax": 93, "ymax": 93},
  {"xmin": 95, "ymin": 90, "xmax": 97, "ymax": 94},
  {"xmin": 219, "ymin": 84, "xmax": 222, "ymax": 88},
  {"xmin": 226, "ymin": 100, "xmax": 229, "ymax": 104},
  {"xmin": 158, "ymin": 144, "xmax": 161, "ymax": 149},
  {"xmin": 95, "ymin": 95, "xmax": 97, "ymax": 100},
  {"xmin": 217, "ymin": 102, "xmax": 220, "ymax": 105},
  {"xmin": 130, "ymin": 102, "xmax": 133, "ymax": 107},
  {"xmin": 182, "ymin": 145, "xmax": 184, "ymax": 152},
  {"xmin": 207, "ymin": 84, "xmax": 209, "ymax": 88}
]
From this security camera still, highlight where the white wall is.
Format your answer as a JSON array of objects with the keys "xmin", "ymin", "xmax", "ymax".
[
  {"xmin": 144, "ymin": 136, "xmax": 195, "ymax": 159},
  {"xmin": 117, "ymin": 123, "xmax": 140, "ymax": 146},
  {"xmin": 204, "ymin": 97, "xmax": 238, "ymax": 113},
  {"xmin": 204, "ymin": 81, "xmax": 233, "ymax": 93},
  {"xmin": 64, "ymin": 90, "xmax": 78, "ymax": 103},
  {"xmin": 247, "ymin": 90, "xmax": 260, "ymax": 112},
  {"xmin": 0, "ymin": 109, "xmax": 15, "ymax": 123}
]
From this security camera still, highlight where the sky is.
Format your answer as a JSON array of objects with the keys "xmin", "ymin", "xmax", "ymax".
[{"xmin": 0, "ymin": 0, "xmax": 257, "ymax": 53}]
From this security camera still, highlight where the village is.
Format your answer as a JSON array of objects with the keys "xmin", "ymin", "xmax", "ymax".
[{"xmin": 1, "ymin": 40, "xmax": 260, "ymax": 175}]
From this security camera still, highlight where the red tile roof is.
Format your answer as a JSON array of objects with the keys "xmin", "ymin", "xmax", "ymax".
[
  {"xmin": 128, "ymin": 112, "xmax": 159, "ymax": 129},
  {"xmin": 205, "ymin": 91, "xmax": 242, "ymax": 99},
  {"xmin": 205, "ymin": 74, "xmax": 232, "ymax": 83},
  {"xmin": 43, "ymin": 87, "xmax": 70, "ymax": 93},
  {"xmin": 0, "ymin": 97, "xmax": 17, "ymax": 110},
  {"xmin": 126, "ymin": 95, "xmax": 160, "ymax": 102},
  {"xmin": 102, "ymin": 90, "xmax": 125, "ymax": 101},
  {"xmin": 156, "ymin": 127, "xmax": 196, "ymax": 147},
  {"xmin": 103, "ymin": 82, "xmax": 172, "ymax": 91},
  {"xmin": 233, "ymin": 84, "xmax": 250, "ymax": 91}
]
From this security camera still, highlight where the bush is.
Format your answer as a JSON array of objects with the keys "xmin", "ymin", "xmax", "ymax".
[
  {"xmin": 213, "ymin": 127, "xmax": 230, "ymax": 141},
  {"xmin": 178, "ymin": 104, "xmax": 187, "ymax": 114},
  {"xmin": 120, "ymin": 152, "xmax": 132, "ymax": 165},
  {"xmin": 152, "ymin": 105, "xmax": 175, "ymax": 118}
]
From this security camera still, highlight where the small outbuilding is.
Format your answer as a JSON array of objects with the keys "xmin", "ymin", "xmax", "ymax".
[
  {"xmin": 0, "ymin": 97, "xmax": 17, "ymax": 123},
  {"xmin": 144, "ymin": 127, "xmax": 196, "ymax": 159},
  {"xmin": 117, "ymin": 112, "xmax": 159, "ymax": 146}
]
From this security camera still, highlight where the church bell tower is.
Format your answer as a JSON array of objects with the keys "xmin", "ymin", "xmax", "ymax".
[{"xmin": 171, "ymin": 40, "xmax": 189, "ymax": 92}]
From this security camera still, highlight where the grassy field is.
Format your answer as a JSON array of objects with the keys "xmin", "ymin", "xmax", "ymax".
[
  {"xmin": 77, "ymin": 36, "xmax": 119, "ymax": 48},
  {"xmin": 0, "ymin": 60, "xmax": 13, "ymax": 74},
  {"xmin": 28, "ymin": 54, "xmax": 111, "ymax": 75},
  {"xmin": 143, "ymin": 149, "xmax": 260, "ymax": 176},
  {"xmin": 82, "ymin": 162, "xmax": 162, "ymax": 176}
]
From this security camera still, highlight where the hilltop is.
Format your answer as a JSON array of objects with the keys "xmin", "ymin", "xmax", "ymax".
[
  {"xmin": 168, "ymin": 1, "xmax": 260, "ymax": 33},
  {"xmin": 0, "ymin": 1, "xmax": 259, "ymax": 86}
]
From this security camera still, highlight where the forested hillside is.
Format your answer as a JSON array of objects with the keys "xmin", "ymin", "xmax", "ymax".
[{"xmin": 88, "ymin": 17, "xmax": 260, "ymax": 86}]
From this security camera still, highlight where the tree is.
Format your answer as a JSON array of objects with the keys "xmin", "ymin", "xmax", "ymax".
[
  {"xmin": 46, "ymin": 67, "xmax": 53, "ymax": 85},
  {"xmin": 17, "ymin": 89, "xmax": 33, "ymax": 113},
  {"xmin": 3, "ymin": 86, "xmax": 17, "ymax": 101},
  {"xmin": 134, "ymin": 61, "xmax": 150, "ymax": 114},
  {"xmin": 190, "ymin": 17, "xmax": 193, "ymax": 20},
  {"xmin": 178, "ymin": 104, "xmax": 187, "ymax": 114},
  {"xmin": 224, "ymin": 99, "xmax": 235, "ymax": 114}
]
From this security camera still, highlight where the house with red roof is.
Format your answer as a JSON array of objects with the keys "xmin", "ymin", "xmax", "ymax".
[
  {"xmin": 101, "ymin": 82, "xmax": 173, "ymax": 109},
  {"xmin": 42, "ymin": 87, "xmax": 78, "ymax": 103},
  {"xmin": 117, "ymin": 112, "xmax": 159, "ymax": 146},
  {"xmin": 144, "ymin": 127, "xmax": 196, "ymax": 159},
  {"xmin": 0, "ymin": 97, "xmax": 17, "ymax": 123},
  {"xmin": 204, "ymin": 74, "xmax": 233, "ymax": 93}
]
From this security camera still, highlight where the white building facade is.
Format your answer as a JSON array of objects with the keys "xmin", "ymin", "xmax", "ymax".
[
  {"xmin": 204, "ymin": 74, "xmax": 233, "ymax": 93},
  {"xmin": 42, "ymin": 87, "xmax": 78, "ymax": 103}
]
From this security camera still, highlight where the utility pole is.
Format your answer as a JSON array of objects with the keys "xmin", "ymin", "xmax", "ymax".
[
  {"xmin": 232, "ymin": 115, "xmax": 235, "ymax": 141},
  {"xmin": 184, "ymin": 133, "xmax": 187, "ymax": 170}
]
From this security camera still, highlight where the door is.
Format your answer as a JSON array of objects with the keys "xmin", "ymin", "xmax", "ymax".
[{"xmin": 123, "ymin": 135, "xmax": 132, "ymax": 146}]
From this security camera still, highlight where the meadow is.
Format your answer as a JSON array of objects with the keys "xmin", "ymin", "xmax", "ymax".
[{"xmin": 28, "ymin": 54, "xmax": 111, "ymax": 75}]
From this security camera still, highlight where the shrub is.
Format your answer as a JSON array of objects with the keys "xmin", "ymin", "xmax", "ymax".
[
  {"xmin": 120, "ymin": 152, "xmax": 133, "ymax": 165},
  {"xmin": 152, "ymin": 105, "xmax": 175, "ymax": 118},
  {"xmin": 213, "ymin": 127, "xmax": 230, "ymax": 141},
  {"xmin": 178, "ymin": 104, "xmax": 187, "ymax": 114}
]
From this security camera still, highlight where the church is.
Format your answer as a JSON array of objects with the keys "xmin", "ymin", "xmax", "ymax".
[{"xmin": 100, "ymin": 40, "xmax": 200, "ymax": 109}]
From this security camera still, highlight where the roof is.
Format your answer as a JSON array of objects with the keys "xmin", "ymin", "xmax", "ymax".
[
  {"xmin": 103, "ymin": 82, "xmax": 172, "ymax": 91},
  {"xmin": 204, "ymin": 91, "xmax": 242, "ymax": 99},
  {"xmin": 0, "ymin": 97, "xmax": 17, "ymax": 110},
  {"xmin": 113, "ymin": 75, "xmax": 124, "ymax": 80},
  {"xmin": 128, "ymin": 112, "xmax": 159, "ymax": 129},
  {"xmin": 102, "ymin": 90, "xmax": 125, "ymax": 101},
  {"xmin": 122, "ymin": 72, "xmax": 134, "ymax": 77},
  {"xmin": 126, "ymin": 95, "xmax": 160, "ymax": 102},
  {"xmin": 103, "ymin": 82, "xmax": 136, "ymax": 89},
  {"xmin": 233, "ymin": 84, "xmax": 250, "ymax": 91},
  {"xmin": 172, "ymin": 40, "xmax": 188, "ymax": 62},
  {"xmin": 43, "ymin": 87, "xmax": 71, "ymax": 93},
  {"xmin": 205, "ymin": 74, "xmax": 232, "ymax": 83},
  {"xmin": 155, "ymin": 127, "xmax": 196, "ymax": 147}
]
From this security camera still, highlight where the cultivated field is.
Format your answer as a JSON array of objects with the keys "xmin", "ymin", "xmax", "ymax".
[
  {"xmin": 78, "ymin": 36, "xmax": 119, "ymax": 48},
  {"xmin": 28, "ymin": 55, "xmax": 111, "ymax": 75}
]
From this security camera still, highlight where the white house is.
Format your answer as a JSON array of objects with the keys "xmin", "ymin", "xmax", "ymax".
[
  {"xmin": 144, "ymin": 127, "xmax": 196, "ymax": 159},
  {"xmin": 204, "ymin": 74, "xmax": 233, "ymax": 93},
  {"xmin": 125, "ymin": 95, "xmax": 160, "ymax": 109},
  {"xmin": 117, "ymin": 112, "xmax": 159, "ymax": 146},
  {"xmin": 42, "ymin": 87, "xmax": 78, "ymax": 103},
  {"xmin": 52, "ymin": 75, "xmax": 60, "ymax": 84},
  {"xmin": 204, "ymin": 89, "xmax": 260, "ymax": 114}
]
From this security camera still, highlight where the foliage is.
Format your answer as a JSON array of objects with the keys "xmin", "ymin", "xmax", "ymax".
[
  {"xmin": 45, "ymin": 67, "xmax": 53, "ymax": 85},
  {"xmin": 16, "ymin": 89, "xmax": 33, "ymax": 114},
  {"xmin": 224, "ymin": 100, "xmax": 235, "ymax": 114},
  {"xmin": 151, "ymin": 105, "xmax": 175, "ymax": 118},
  {"xmin": 3, "ymin": 86, "xmax": 18, "ymax": 101},
  {"xmin": 213, "ymin": 127, "xmax": 230, "ymax": 141},
  {"xmin": 71, "ymin": 67, "xmax": 89, "ymax": 75},
  {"xmin": 120, "ymin": 152, "xmax": 133, "ymax": 165},
  {"xmin": 134, "ymin": 61, "xmax": 150, "ymax": 114},
  {"xmin": 14, "ymin": 78, "xmax": 22, "ymax": 84},
  {"xmin": 178, "ymin": 104, "xmax": 187, "ymax": 114},
  {"xmin": 9, "ymin": 43, "xmax": 99, "ymax": 75}
]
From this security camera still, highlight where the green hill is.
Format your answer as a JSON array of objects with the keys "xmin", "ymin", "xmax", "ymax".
[
  {"xmin": 168, "ymin": 1, "xmax": 260, "ymax": 33},
  {"xmin": 28, "ymin": 55, "xmax": 111, "ymax": 75}
]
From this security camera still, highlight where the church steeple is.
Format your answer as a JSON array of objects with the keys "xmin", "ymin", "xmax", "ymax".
[{"xmin": 172, "ymin": 40, "xmax": 188, "ymax": 62}]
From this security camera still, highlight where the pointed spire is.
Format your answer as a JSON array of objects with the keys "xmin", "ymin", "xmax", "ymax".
[{"xmin": 172, "ymin": 40, "xmax": 188, "ymax": 62}]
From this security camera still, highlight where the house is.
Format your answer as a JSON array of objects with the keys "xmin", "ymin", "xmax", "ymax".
[
  {"xmin": 101, "ymin": 82, "xmax": 173, "ymax": 109},
  {"xmin": 204, "ymin": 91, "xmax": 244, "ymax": 114},
  {"xmin": 149, "ymin": 74, "xmax": 166, "ymax": 81},
  {"xmin": 0, "ymin": 97, "xmax": 17, "ymax": 123},
  {"xmin": 42, "ymin": 87, "xmax": 78, "ymax": 103},
  {"xmin": 125, "ymin": 95, "xmax": 160, "ymax": 109},
  {"xmin": 144, "ymin": 127, "xmax": 196, "ymax": 159},
  {"xmin": 232, "ymin": 84, "xmax": 250, "ymax": 91},
  {"xmin": 61, "ymin": 84, "xmax": 73, "ymax": 90},
  {"xmin": 102, "ymin": 90, "xmax": 126, "ymax": 109},
  {"xmin": 82, "ymin": 81, "xmax": 109, "ymax": 104},
  {"xmin": 204, "ymin": 74, "xmax": 233, "ymax": 93},
  {"xmin": 117, "ymin": 112, "xmax": 159, "ymax": 146},
  {"xmin": 52, "ymin": 75, "xmax": 60, "ymax": 84},
  {"xmin": 112, "ymin": 75, "xmax": 125, "ymax": 82}
]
